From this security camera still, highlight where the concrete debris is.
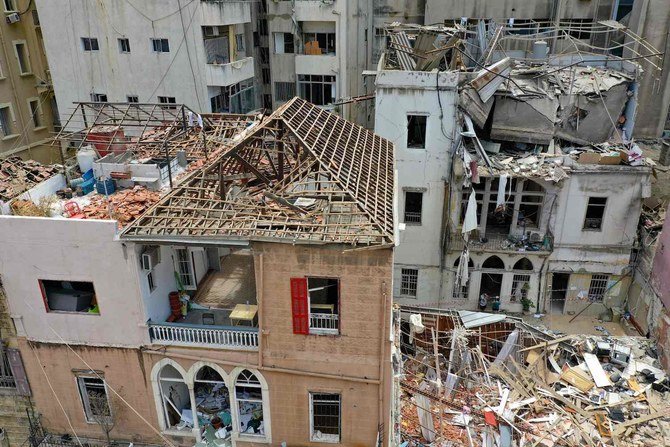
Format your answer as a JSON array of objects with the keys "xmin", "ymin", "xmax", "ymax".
[
  {"xmin": 0, "ymin": 157, "xmax": 60, "ymax": 202},
  {"xmin": 397, "ymin": 308, "xmax": 670, "ymax": 447}
]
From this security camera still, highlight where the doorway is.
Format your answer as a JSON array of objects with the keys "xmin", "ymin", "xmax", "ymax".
[
  {"xmin": 480, "ymin": 272, "xmax": 503, "ymax": 299},
  {"xmin": 550, "ymin": 273, "xmax": 570, "ymax": 314}
]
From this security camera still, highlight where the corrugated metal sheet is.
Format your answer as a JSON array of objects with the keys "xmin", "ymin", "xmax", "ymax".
[{"xmin": 457, "ymin": 310, "xmax": 507, "ymax": 329}]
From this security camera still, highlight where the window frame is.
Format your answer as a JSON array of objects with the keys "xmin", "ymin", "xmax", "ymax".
[
  {"xmin": 588, "ymin": 274, "xmax": 610, "ymax": 302},
  {"xmin": 235, "ymin": 369, "xmax": 266, "ymax": 438},
  {"xmin": 175, "ymin": 247, "xmax": 195, "ymax": 289},
  {"xmin": 76, "ymin": 374, "xmax": 112, "ymax": 424},
  {"xmin": 406, "ymin": 114, "xmax": 427, "ymax": 149},
  {"xmin": 90, "ymin": 93, "xmax": 108, "ymax": 103},
  {"xmin": 400, "ymin": 268, "xmax": 418, "ymax": 298},
  {"xmin": 81, "ymin": 37, "xmax": 99, "ymax": 52},
  {"xmin": 511, "ymin": 274, "xmax": 531, "ymax": 303},
  {"xmin": 3, "ymin": 0, "xmax": 16, "ymax": 12},
  {"xmin": 297, "ymin": 74, "xmax": 336, "ymax": 106},
  {"xmin": 583, "ymin": 197, "xmax": 607, "ymax": 231},
  {"xmin": 274, "ymin": 81, "xmax": 296, "ymax": 103},
  {"xmin": 126, "ymin": 95, "xmax": 139, "ymax": 103},
  {"xmin": 151, "ymin": 38, "xmax": 170, "ymax": 53},
  {"xmin": 0, "ymin": 103, "xmax": 16, "ymax": 139},
  {"xmin": 306, "ymin": 277, "xmax": 340, "ymax": 335},
  {"xmin": 12, "ymin": 40, "xmax": 31, "ymax": 75},
  {"xmin": 27, "ymin": 97, "xmax": 43, "ymax": 130},
  {"xmin": 403, "ymin": 190, "xmax": 423, "ymax": 225},
  {"xmin": 118, "ymin": 38, "xmax": 131, "ymax": 54},
  {"xmin": 309, "ymin": 392, "xmax": 341, "ymax": 443}
]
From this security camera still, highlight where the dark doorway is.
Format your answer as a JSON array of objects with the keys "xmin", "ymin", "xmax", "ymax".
[
  {"xmin": 480, "ymin": 272, "xmax": 503, "ymax": 299},
  {"xmin": 550, "ymin": 273, "xmax": 570, "ymax": 314}
]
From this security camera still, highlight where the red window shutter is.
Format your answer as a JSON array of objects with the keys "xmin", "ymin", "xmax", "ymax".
[{"xmin": 290, "ymin": 277, "xmax": 309, "ymax": 335}]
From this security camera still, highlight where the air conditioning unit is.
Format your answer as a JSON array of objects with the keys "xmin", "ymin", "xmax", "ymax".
[
  {"xmin": 141, "ymin": 246, "xmax": 160, "ymax": 271},
  {"xmin": 6, "ymin": 13, "xmax": 20, "ymax": 24}
]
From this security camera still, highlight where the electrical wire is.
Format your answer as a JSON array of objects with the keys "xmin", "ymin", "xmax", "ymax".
[{"xmin": 176, "ymin": 0, "xmax": 202, "ymax": 109}]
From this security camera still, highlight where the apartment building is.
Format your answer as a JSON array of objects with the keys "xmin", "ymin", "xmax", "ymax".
[
  {"xmin": 35, "ymin": 0, "xmax": 259, "ymax": 125},
  {"xmin": 0, "ymin": 0, "xmax": 57, "ymax": 162},
  {"xmin": 376, "ymin": 23, "xmax": 656, "ymax": 318},
  {"xmin": 0, "ymin": 98, "xmax": 396, "ymax": 447},
  {"xmin": 420, "ymin": 0, "xmax": 670, "ymax": 138}
]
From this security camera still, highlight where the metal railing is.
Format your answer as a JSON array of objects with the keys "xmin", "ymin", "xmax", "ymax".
[
  {"xmin": 149, "ymin": 321, "xmax": 258, "ymax": 350},
  {"xmin": 404, "ymin": 212, "xmax": 422, "ymax": 224},
  {"xmin": 309, "ymin": 313, "xmax": 339, "ymax": 333}
]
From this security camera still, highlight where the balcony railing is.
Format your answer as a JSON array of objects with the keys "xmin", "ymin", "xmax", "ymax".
[
  {"xmin": 449, "ymin": 232, "xmax": 552, "ymax": 253},
  {"xmin": 309, "ymin": 313, "xmax": 339, "ymax": 334},
  {"xmin": 148, "ymin": 321, "xmax": 258, "ymax": 350}
]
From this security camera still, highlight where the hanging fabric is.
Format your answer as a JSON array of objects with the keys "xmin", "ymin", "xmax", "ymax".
[
  {"xmin": 462, "ymin": 190, "xmax": 478, "ymax": 233},
  {"xmin": 496, "ymin": 174, "xmax": 508, "ymax": 207}
]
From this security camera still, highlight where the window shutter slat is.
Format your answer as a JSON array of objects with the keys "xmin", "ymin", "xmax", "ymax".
[
  {"xmin": 7, "ymin": 348, "xmax": 30, "ymax": 396},
  {"xmin": 290, "ymin": 277, "xmax": 309, "ymax": 335}
]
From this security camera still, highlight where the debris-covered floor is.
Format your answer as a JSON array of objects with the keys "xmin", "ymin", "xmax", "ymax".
[{"xmin": 396, "ymin": 308, "xmax": 670, "ymax": 446}]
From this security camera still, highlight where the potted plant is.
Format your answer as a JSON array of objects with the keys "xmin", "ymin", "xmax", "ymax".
[{"xmin": 521, "ymin": 296, "xmax": 534, "ymax": 315}]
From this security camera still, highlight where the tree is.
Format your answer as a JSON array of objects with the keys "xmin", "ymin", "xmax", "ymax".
[{"xmin": 88, "ymin": 388, "xmax": 121, "ymax": 446}]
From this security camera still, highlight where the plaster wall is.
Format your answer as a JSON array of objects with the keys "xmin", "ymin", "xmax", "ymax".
[
  {"xmin": 424, "ymin": 0, "xmax": 613, "ymax": 21},
  {"xmin": 0, "ymin": 216, "xmax": 148, "ymax": 347},
  {"xmin": 375, "ymin": 70, "xmax": 458, "ymax": 303}
]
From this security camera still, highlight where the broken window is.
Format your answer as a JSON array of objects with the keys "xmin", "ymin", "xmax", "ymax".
[
  {"xmin": 29, "ymin": 99, "xmax": 41, "ymax": 128},
  {"xmin": 194, "ymin": 366, "xmax": 231, "ymax": 432},
  {"xmin": 400, "ymin": 268, "xmax": 418, "ymax": 297},
  {"xmin": 14, "ymin": 42, "xmax": 31, "ymax": 74},
  {"xmin": 298, "ymin": 74, "xmax": 335, "ymax": 106},
  {"xmin": 203, "ymin": 27, "xmax": 229, "ymax": 64},
  {"xmin": 407, "ymin": 115, "xmax": 427, "ymax": 149},
  {"xmin": 404, "ymin": 191, "xmax": 423, "ymax": 224},
  {"xmin": 0, "ymin": 105, "xmax": 13, "ymax": 137},
  {"xmin": 81, "ymin": 37, "xmax": 99, "ymax": 52},
  {"xmin": 77, "ymin": 375, "xmax": 111, "ymax": 423},
  {"xmin": 151, "ymin": 38, "xmax": 170, "ymax": 53},
  {"xmin": 158, "ymin": 96, "xmax": 176, "ymax": 105},
  {"xmin": 91, "ymin": 93, "xmax": 107, "ymax": 103},
  {"xmin": 302, "ymin": 32, "xmax": 336, "ymax": 55},
  {"xmin": 39, "ymin": 280, "xmax": 98, "ymax": 314},
  {"xmin": 275, "ymin": 82, "xmax": 295, "ymax": 102},
  {"xmin": 310, "ymin": 392, "xmax": 341, "ymax": 442},
  {"xmin": 127, "ymin": 95, "xmax": 139, "ymax": 103},
  {"xmin": 307, "ymin": 277, "xmax": 339, "ymax": 334},
  {"xmin": 157, "ymin": 364, "xmax": 190, "ymax": 431},
  {"xmin": 236, "ymin": 370, "xmax": 265, "ymax": 436},
  {"xmin": 564, "ymin": 19, "xmax": 593, "ymax": 40},
  {"xmin": 118, "ymin": 38, "xmax": 130, "ymax": 53},
  {"xmin": 274, "ymin": 32, "xmax": 294, "ymax": 54},
  {"xmin": 583, "ymin": 197, "xmax": 607, "ymax": 230},
  {"xmin": 262, "ymin": 68, "xmax": 270, "ymax": 84},
  {"xmin": 588, "ymin": 274, "xmax": 610, "ymax": 302}
]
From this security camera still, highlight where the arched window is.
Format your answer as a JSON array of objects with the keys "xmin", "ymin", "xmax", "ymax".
[
  {"xmin": 194, "ymin": 366, "xmax": 232, "ymax": 432},
  {"xmin": 513, "ymin": 258, "xmax": 533, "ymax": 271},
  {"xmin": 236, "ymin": 370, "xmax": 265, "ymax": 436},
  {"xmin": 157, "ymin": 364, "xmax": 190, "ymax": 432},
  {"xmin": 482, "ymin": 255, "xmax": 505, "ymax": 269},
  {"xmin": 453, "ymin": 257, "xmax": 474, "ymax": 268}
]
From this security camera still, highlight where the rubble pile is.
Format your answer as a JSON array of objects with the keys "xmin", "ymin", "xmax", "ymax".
[
  {"xmin": 0, "ymin": 157, "xmax": 60, "ymax": 202},
  {"xmin": 399, "ymin": 320, "xmax": 670, "ymax": 446},
  {"xmin": 79, "ymin": 186, "xmax": 160, "ymax": 226}
]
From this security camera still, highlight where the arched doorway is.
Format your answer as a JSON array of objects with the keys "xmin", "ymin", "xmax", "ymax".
[
  {"xmin": 156, "ymin": 364, "xmax": 190, "ymax": 431},
  {"xmin": 511, "ymin": 258, "xmax": 533, "ymax": 303},
  {"xmin": 235, "ymin": 369, "xmax": 266, "ymax": 436},
  {"xmin": 480, "ymin": 255, "xmax": 505, "ymax": 299}
]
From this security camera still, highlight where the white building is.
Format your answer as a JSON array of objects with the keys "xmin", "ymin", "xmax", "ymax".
[
  {"xmin": 376, "ymin": 23, "xmax": 655, "ymax": 317},
  {"xmin": 36, "ymin": 0, "xmax": 258, "ymax": 124}
]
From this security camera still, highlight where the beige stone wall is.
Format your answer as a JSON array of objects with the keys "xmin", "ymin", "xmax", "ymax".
[{"xmin": 0, "ymin": 0, "xmax": 57, "ymax": 161}]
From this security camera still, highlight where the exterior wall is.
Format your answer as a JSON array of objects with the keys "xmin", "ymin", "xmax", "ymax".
[
  {"xmin": 0, "ymin": 0, "xmax": 56, "ymax": 161},
  {"xmin": 375, "ymin": 70, "xmax": 459, "ymax": 305},
  {"xmin": 651, "ymin": 215, "xmax": 670, "ymax": 308},
  {"xmin": 0, "ymin": 216, "xmax": 148, "ymax": 347},
  {"xmin": 424, "ymin": 0, "xmax": 614, "ymax": 21},
  {"xmin": 35, "ymin": 0, "xmax": 253, "ymax": 123}
]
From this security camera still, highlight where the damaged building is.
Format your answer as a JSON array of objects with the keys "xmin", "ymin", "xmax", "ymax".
[
  {"xmin": 0, "ymin": 98, "xmax": 396, "ymax": 446},
  {"xmin": 375, "ymin": 22, "xmax": 659, "ymax": 319}
]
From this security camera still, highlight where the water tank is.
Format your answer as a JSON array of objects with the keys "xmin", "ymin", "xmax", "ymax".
[
  {"xmin": 77, "ymin": 147, "xmax": 97, "ymax": 173},
  {"xmin": 531, "ymin": 40, "xmax": 548, "ymax": 60}
]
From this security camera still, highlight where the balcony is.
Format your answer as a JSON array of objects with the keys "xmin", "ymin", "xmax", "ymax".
[
  {"xmin": 205, "ymin": 57, "xmax": 254, "ymax": 87},
  {"xmin": 149, "ymin": 320, "xmax": 258, "ymax": 350},
  {"xmin": 449, "ymin": 232, "xmax": 553, "ymax": 254},
  {"xmin": 309, "ymin": 313, "xmax": 338, "ymax": 335}
]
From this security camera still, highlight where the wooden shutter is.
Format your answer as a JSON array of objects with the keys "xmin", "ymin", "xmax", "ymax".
[
  {"xmin": 290, "ymin": 277, "xmax": 309, "ymax": 335},
  {"xmin": 7, "ymin": 348, "xmax": 31, "ymax": 396}
]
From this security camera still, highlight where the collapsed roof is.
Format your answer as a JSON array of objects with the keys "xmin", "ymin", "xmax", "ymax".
[
  {"xmin": 122, "ymin": 98, "xmax": 395, "ymax": 247},
  {"xmin": 0, "ymin": 157, "xmax": 60, "ymax": 202}
]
